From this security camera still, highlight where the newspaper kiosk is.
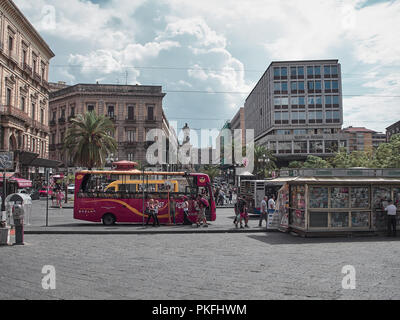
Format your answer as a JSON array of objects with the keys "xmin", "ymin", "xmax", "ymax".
[{"xmin": 275, "ymin": 169, "xmax": 400, "ymax": 236}]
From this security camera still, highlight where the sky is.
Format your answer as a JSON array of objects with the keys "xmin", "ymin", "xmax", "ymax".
[{"xmin": 13, "ymin": 0, "xmax": 400, "ymax": 145}]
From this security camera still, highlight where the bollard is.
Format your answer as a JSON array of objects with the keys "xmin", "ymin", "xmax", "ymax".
[
  {"xmin": 12, "ymin": 203, "xmax": 25, "ymax": 245},
  {"xmin": 14, "ymin": 218, "xmax": 24, "ymax": 245}
]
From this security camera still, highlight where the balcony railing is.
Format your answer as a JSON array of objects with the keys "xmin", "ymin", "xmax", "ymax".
[
  {"xmin": 33, "ymin": 72, "xmax": 41, "ymax": 83},
  {"xmin": 0, "ymin": 105, "xmax": 30, "ymax": 123},
  {"xmin": 49, "ymin": 144, "xmax": 56, "ymax": 151},
  {"xmin": 50, "ymin": 119, "xmax": 56, "ymax": 126},
  {"xmin": 23, "ymin": 62, "xmax": 32, "ymax": 75},
  {"xmin": 31, "ymin": 119, "xmax": 50, "ymax": 133},
  {"xmin": 58, "ymin": 117, "xmax": 66, "ymax": 124}
]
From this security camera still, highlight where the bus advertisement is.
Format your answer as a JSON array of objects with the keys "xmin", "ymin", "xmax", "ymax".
[{"xmin": 73, "ymin": 170, "xmax": 216, "ymax": 225}]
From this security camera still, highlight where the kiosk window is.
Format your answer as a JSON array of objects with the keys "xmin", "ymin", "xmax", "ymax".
[{"xmin": 310, "ymin": 212, "xmax": 328, "ymax": 228}]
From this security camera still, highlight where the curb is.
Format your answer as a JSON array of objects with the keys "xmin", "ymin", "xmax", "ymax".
[{"xmin": 24, "ymin": 228, "xmax": 275, "ymax": 235}]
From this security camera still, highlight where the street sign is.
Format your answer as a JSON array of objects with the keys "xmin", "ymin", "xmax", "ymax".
[{"xmin": 0, "ymin": 152, "xmax": 14, "ymax": 170}]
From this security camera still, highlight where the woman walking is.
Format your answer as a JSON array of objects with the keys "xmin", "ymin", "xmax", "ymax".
[{"xmin": 146, "ymin": 198, "xmax": 160, "ymax": 227}]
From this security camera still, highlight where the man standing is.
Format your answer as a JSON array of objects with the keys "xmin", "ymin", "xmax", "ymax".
[
  {"xmin": 384, "ymin": 200, "xmax": 397, "ymax": 237},
  {"xmin": 268, "ymin": 195, "xmax": 276, "ymax": 213},
  {"xmin": 259, "ymin": 196, "xmax": 268, "ymax": 227}
]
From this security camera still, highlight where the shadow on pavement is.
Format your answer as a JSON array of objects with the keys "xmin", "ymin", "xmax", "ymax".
[{"xmin": 247, "ymin": 233, "xmax": 400, "ymax": 245}]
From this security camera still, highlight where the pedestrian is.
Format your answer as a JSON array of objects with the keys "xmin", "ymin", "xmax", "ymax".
[
  {"xmin": 51, "ymin": 186, "xmax": 56, "ymax": 206},
  {"xmin": 169, "ymin": 195, "xmax": 176, "ymax": 225},
  {"xmin": 154, "ymin": 199, "xmax": 160, "ymax": 226},
  {"xmin": 384, "ymin": 199, "xmax": 397, "ymax": 237},
  {"xmin": 56, "ymin": 188, "xmax": 64, "ymax": 208},
  {"xmin": 197, "ymin": 196, "xmax": 209, "ymax": 228},
  {"xmin": 182, "ymin": 195, "xmax": 191, "ymax": 225},
  {"xmin": 219, "ymin": 189, "xmax": 225, "ymax": 206},
  {"xmin": 146, "ymin": 198, "xmax": 160, "ymax": 227},
  {"xmin": 259, "ymin": 196, "xmax": 268, "ymax": 227},
  {"xmin": 268, "ymin": 195, "xmax": 276, "ymax": 213},
  {"xmin": 239, "ymin": 197, "xmax": 249, "ymax": 228},
  {"xmin": 233, "ymin": 197, "xmax": 241, "ymax": 228}
]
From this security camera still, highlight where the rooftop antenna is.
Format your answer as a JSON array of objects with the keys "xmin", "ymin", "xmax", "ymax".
[{"xmin": 125, "ymin": 70, "xmax": 128, "ymax": 85}]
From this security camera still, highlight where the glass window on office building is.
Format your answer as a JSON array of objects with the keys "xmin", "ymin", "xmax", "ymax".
[
  {"xmin": 269, "ymin": 141, "xmax": 277, "ymax": 154},
  {"xmin": 310, "ymin": 140, "xmax": 324, "ymax": 153},
  {"xmin": 278, "ymin": 141, "xmax": 292, "ymax": 154},
  {"xmin": 325, "ymin": 140, "xmax": 339, "ymax": 153},
  {"xmin": 294, "ymin": 129, "xmax": 307, "ymax": 135},
  {"xmin": 294, "ymin": 141, "xmax": 308, "ymax": 154}
]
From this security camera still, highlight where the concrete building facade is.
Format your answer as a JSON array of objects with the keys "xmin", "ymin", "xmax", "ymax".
[
  {"xmin": 49, "ymin": 83, "xmax": 176, "ymax": 169},
  {"xmin": 244, "ymin": 60, "xmax": 348, "ymax": 166},
  {"xmin": 0, "ymin": 0, "xmax": 55, "ymax": 178}
]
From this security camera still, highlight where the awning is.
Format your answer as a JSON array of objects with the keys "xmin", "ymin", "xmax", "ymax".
[
  {"xmin": 0, "ymin": 172, "xmax": 15, "ymax": 179},
  {"xmin": 30, "ymin": 158, "xmax": 63, "ymax": 168},
  {"xmin": 10, "ymin": 178, "xmax": 32, "ymax": 188}
]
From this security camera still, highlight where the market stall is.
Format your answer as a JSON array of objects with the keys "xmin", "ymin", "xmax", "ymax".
[{"xmin": 274, "ymin": 173, "xmax": 400, "ymax": 236}]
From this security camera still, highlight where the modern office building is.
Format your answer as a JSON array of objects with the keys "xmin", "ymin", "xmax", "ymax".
[
  {"xmin": 0, "ymin": 0, "xmax": 57, "ymax": 179},
  {"xmin": 49, "ymin": 83, "xmax": 178, "ymax": 169},
  {"xmin": 230, "ymin": 107, "xmax": 246, "ymax": 146},
  {"xmin": 244, "ymin": 59, "xmax": 348, "ymax": 166}
]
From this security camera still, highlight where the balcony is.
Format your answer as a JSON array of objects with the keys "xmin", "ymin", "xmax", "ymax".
[
  {"xmin": 23, "ymin": 62, "xmax": 32, "ymax": 75},
  {"xmin": 107, "ymin": 114, "xmax": 117, "ymax": 121},
  {"xmin": 125, "ymin": 117, "xmax": 136, "ymax": 122},
  {"xmin": 49, "ymin": 144, "xmax": 56, "ymax": 151},
  {"xmin": 0, "ymin": 105, "xmax": 30, "ymax": 123},
  {"xmin": 50, "ymin": 119, "xmax": 56, "ymax": 126},
  {"xmin": 124, "ymin": 141, "xmax": 138, "ymax": 147},
  {"xmin": 33, "ymin": 72, "xmax": 41, "ymax": 83},
  {"xmin": 31, "ymin": 120, "xmax": 50, "ymax": 133},
  {"xmin": 58, "ymin": 117, "xmax": 66, "ymax": 124}
]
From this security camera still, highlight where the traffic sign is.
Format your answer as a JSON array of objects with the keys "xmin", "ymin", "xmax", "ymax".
[{"xmin": 0, "ymin": 152, "xmax": 14, "ymax": 170}]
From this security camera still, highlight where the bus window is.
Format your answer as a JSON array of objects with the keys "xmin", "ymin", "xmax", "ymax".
[{"xmin": 107, "ymin": 186, "xmax": 115, "ymax": 192}]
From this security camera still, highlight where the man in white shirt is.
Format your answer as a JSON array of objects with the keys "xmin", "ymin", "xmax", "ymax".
[
  {"xmin": 259, "ymin": 196, "xmax": 268, "ymax": 227},
  {"xmin": 268, "ymin": 195, "xmax": 276, "ymax": 213},
  {"xmin": 384, "ymin": 200, "xmax": 397, "ymax": 237}
]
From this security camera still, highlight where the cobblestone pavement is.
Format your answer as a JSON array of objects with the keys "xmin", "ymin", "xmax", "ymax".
[{"xmin": 1, "ymin": 230, "xmax": 400, "ymax": 300}]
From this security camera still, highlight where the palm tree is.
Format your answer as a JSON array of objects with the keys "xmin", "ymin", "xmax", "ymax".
[
  {"xmin": 63, "ymin": 112, "xmax": 118, "ymax": 169},
  {"xmin": 201, "ymin": 165, "xmax": 220, "ymax": 183}
]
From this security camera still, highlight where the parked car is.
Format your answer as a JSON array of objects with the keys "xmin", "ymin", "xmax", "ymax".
[
  {"xmin": 39, "ymin": 187, "xmax": 53, "ymax": 197},
  {"xmin": 68, "ymin": 184, "xmax": 75, "ymax": 194}
]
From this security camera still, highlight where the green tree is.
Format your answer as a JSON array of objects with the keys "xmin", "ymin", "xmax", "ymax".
[
  {"xmin": 64, "ymin": 112, "xmax": 117, "ymax": 169},
  {"xmin": 373, "ymin": 134, "xmax": 400, "ymax": 168},
  {"xmin": 254, "ymin": 145, "xmax": 276, "ymax": 178},
  {"xmin": 302, "ymin": 155, "xmax": 332, "ymax": 168},
  {"xmin": 288, "ymin": 160, "xmax": 303, "ymax": 168}
]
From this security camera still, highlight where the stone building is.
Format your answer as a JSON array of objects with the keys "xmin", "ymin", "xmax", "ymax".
[
  {"xmin": 0, "ymin": 0, "xmax": 56, "ymax": 179},
  {"xmin": 49, "ymin": 83, "xmax": 177, "ymax": 169}
]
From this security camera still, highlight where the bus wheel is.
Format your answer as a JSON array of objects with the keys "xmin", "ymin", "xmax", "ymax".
[{"xmin": 102, "ymin": 213, "xmax": 116, "ymax": 226}]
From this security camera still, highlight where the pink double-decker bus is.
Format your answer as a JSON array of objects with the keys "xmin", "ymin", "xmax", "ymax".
[{"xmin": 73, "ymin": 166, "xmax": 216, "ymax": 226}]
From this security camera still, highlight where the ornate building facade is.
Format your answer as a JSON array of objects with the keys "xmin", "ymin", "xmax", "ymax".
[
  {"xmin": 49, "ymin": 83, "xmax": 178, "ymax": 169},
  {"xmin": 0, "ymin": 0, "xmax": 55, "ymax": 178}
]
